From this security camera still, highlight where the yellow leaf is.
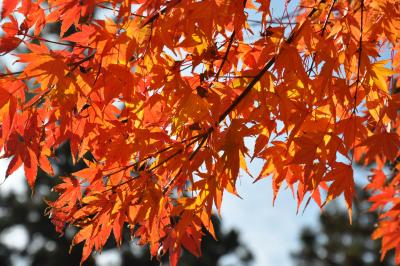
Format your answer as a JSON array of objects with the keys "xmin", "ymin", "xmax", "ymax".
[{"xmin": 369, "ymin": 60, "xmax": 395, "ymax": 92}]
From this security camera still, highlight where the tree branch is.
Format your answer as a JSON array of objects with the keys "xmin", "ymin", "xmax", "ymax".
[
  {"xmin": 354, "ymin": 0, "xmax": 364, "ymax": 112},
  {"xmin": 214, "ymin": 31, "xmax": 236, "ymax": 81},
  {"xmin": 141, "ymin": 0, "xmax": 182, "ymax": 28},
  {"xmin": 0, "ymin": 71, "xmax": 23, "ymax": 78},
  {"xmin": 218, "ymin": 0, "xmax": 326, "ymax": 125},
  {"xmin": 307, "ymin": 0, "xmax": 337, "ymax": 74}
]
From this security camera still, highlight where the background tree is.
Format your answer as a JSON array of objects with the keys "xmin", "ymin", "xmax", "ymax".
[
  {"xmin": 292, "ymin": 186, "xmax": 394, "ymax": 266},
  {"xmin": 0, "ymin": 143, "xmax": 253, "ymax": 266}
]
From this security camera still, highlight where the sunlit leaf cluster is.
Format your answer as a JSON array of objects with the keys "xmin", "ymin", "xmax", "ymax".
[{"xmin": 0, "ymin": 0, "xmax": 399, "ymax": 265}]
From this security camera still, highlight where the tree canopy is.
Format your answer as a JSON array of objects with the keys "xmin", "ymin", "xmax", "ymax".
[{"xmin": 0, "ymin": 0, "xmax": 399, "ymax": 265}]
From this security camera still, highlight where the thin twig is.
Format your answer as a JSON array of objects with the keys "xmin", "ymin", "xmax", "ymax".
[
  {"xmin": 307, "ymin": 0, "xmax": 337, "ymax": 74},
  {"xmin": 22, "ymin": 34, "xmax": 90, "ymax": 49},
  {"xmin": 350, "ymin": 0, "xmax": 364, "ymax": 165},
  {"xmin": 214, "ymin": 1, "xmax": 324, "ymax": 141},
  {"xmin": 353, "ymin": 0, "xmax": 364, "ymax": 113},
  {"xmin": 101, "ymin": 132, "xmax": 208, "ymax": 192},
  {"xmin": 0, "ymin": 71, "xmax": 23, "ymax": 78},
  {"xmin": 96, "ymin": 3, "xmax": 146, "ymax": 18},
  {"xmin": 161, "ymin": 129, "xmax": 212, "ymax": 194},
  {"xmin": 22, "ymin": 53, "xmax": 96, "ymax": 111},
  {"xmin": 68, "ymin": 53, "xmax": 96, "ymax": 72},
  {"xmin": 141, "ymin": 0, "xmax": 182, "ymax": 28},
  {"xmin": 214, "ymin": 31, "xmax": 236, "ymax": 81}
]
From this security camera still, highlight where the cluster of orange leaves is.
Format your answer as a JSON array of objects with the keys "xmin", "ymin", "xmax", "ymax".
[{"xmin": 0, "ymin": 0, "xmax": 400, "ymax": 265}]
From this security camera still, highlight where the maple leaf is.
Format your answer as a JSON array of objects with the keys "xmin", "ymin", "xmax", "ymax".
[
  {"xmin": 361, "ymin": 132, "xmax": 400, "ymax": 163},
  {"xmin": 0, "ymin": 36, "xmax": 21, "ymax": 55},
  {"xmin": 1, "ymin": 0, "xmax": 18, "ymax": 18},
  {"xmin": 325, "ymin": 163, "xmax": 355, "ymax": 220}
]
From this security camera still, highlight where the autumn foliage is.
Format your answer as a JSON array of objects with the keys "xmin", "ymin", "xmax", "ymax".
[{"xmin": 0, "ymin": 0, "xmax": 399, "ymax": 265}]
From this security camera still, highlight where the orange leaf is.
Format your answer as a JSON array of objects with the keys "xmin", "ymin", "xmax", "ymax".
[
  {"xmin": 24, "ymin": 147, "xmax": 38, "ymax": 190},
  {"xmin": 1, "ymin": 0, "xmax": 18, "ymax": 18}
]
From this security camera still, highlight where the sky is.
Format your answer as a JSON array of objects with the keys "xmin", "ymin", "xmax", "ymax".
[
  {"xmin": 219, "ymin": 160, "xmax": 320, "ymax": 266},
  {"xmin": 218, "ymin": 153, "xmax": 371, "ymax": 266},
  {"xmin": 0, "ymin": 1, "xmax": 375, "ymax": 266}
]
